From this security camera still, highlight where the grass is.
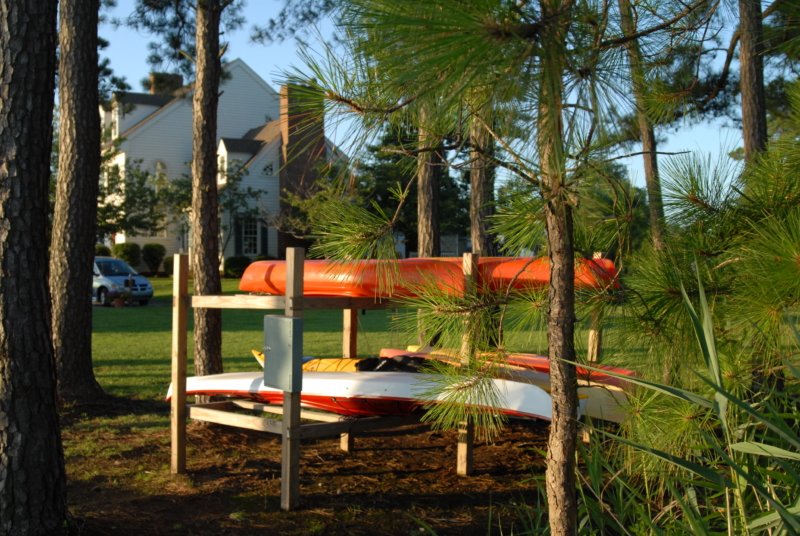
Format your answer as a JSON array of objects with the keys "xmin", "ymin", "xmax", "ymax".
[
  {"xmin": 92, "ymin": 277, "xmax": 420, "ymax": 399},
  {"xmin": 92, "ymin": 276, "xmax": 629, "ymax": 400}
]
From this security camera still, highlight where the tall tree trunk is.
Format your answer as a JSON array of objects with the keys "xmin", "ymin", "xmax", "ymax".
[
  {"xmin": 469, "ymin": 112, "xmax": 495, "ymax": 256},
  {"xmin": 618, "ymin": 0, "xmax": 665, "ymax": 251},
  {"xmin": 191, "ymin": 0, "xmax": 223, "ymax": 378},
  {"xmin": 417, "ymin": 106, "xmax": 440, "ymax": 257},
  {"xmin": 0, "ymin": 1, "xmax": 66, "ymax": 533},
  {"xmin": 50, "ymin": 0, "xmax": 105, "ymax": 404},
  {"xmin": 539, "ymin": 1, "xmax": 578, "ymax": 534},
  {"xmin": 738, "ymin": 0, "xmax": 767, "ymax": 161}
]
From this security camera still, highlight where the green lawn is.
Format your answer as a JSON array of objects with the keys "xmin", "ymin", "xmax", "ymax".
[
  {"xmin": 92, "ymin": 277, "xmax": 422, "ymax": 399},
  {"xmin": 92, "ymin": 276, "xmax": 634, "ymax": 400}
]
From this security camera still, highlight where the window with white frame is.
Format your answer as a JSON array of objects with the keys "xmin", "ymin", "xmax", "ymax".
[{"xmin": 242, "ymin": 217, "xmax": 258, "ymax": 256}]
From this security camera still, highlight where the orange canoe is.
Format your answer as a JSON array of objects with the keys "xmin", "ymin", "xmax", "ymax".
[{"xmin": 239, "ymin": 257, "xmax": 618, "ymax": 298}]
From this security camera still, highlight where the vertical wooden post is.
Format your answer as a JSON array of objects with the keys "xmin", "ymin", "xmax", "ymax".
[
  {"xmin": 587, "ymin": 252, "xmax": 604, "ymax": 363},
  {"xmin": 340, "ymin": 305, "xmax": 359, "ymax": 450},
  {"xmin": 171, "ymin": 254, "xmax": 189, "ymax": 474},
  {"xmin": 342, "ymin": 308, "xmax": 358, "ymax": 358},
  {"xmin": 281, "ymin": 248, "xmax": 304, "ymax": 511},
  {"xmin": 457, "ymin": 252, "xmax": 478, "ymax": 476}
]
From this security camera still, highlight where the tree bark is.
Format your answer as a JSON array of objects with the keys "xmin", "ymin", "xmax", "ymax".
[
  {"xmin": 539, "ymin": 1, "xmax": 578, "ymax": 535},
  {"xmin": 191, "ymin": 0, "xmax": 223, "ymax": 378},
  {"xmin": 0, "ymin": 1, "xmax": 66, "ymax": 533},
  {"xmin": 618, "ymin": 0, "xmax": 665, "ymax": 251},
  {"xmin": 50, "ymin": 0, "xmax": 105, "ymax": 404},
  {"xmin": 417, "ymin": 105, "xmax": 440, "ymax": 257},
  {"xmin": 738, "ymin": 0, "xmax": 767, "ymax": 161},
  {"xmin": 469, "ymin": 112, "xmax": 496, "ymax": 256}
]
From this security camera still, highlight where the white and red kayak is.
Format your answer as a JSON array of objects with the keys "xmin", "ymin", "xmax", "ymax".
[{"xmin": 167, "ymin": 370, "xmax": 558, "ymax": 421}]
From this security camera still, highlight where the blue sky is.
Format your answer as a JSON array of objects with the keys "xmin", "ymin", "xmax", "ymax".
[
  {"xmin": 100, "ymin": 0, "xmax": 312, "ymax": 93},
  {"xmin": 99, "ymin": 0, "xmax": 742, "ymax": 189}
]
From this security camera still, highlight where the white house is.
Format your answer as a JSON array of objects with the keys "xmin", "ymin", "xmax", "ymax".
[{"xmin": 101, "ymin": 58, "xmax": 331, "ymax": 264}]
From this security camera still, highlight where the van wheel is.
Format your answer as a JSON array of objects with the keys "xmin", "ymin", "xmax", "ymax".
[{"xmin": 98, "ymin": 287, "xmax": 110, "ymax": 306}]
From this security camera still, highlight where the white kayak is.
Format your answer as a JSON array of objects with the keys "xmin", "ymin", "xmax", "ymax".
[{"xmin": 167, "ymin": 370, "xmax": 562, "ymax": 421}]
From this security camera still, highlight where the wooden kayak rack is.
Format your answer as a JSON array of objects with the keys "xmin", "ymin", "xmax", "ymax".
[
  {"xmin": 170, "ymin": 248, "xmax": 604, "ymax": 511},
  {"xmin": 170, "ymin": 248, "xmax": 489, "ymax": 511}
]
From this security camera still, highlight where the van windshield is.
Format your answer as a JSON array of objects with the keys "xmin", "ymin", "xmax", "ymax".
[{"xmin": 96, "ymin": 259, "xmax": 136, "ymax": 276}]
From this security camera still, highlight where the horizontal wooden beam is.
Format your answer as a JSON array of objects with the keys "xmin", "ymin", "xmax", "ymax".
[
  {"xmin": 191, "ymin": 294, "xmax": 286, "ymax": 310},
  {"xmin": 187, "ymin": 401, "xmax": 422, "ymax": 440},
  {"xmin": 231, "ymin": 400, "xmax": 344, "ymax": 423},
  {"xmin": 188, "ymin": 404, "xmax": 283, "ymax": 434}
]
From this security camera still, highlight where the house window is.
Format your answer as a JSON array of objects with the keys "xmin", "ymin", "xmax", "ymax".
[
  {"xmin": 262, "ymin": 162, "xmax": 274, "ymax": 175},
  {"xmin": 242, "ymin": 217, "xmax": 258, "ymax": 256}
]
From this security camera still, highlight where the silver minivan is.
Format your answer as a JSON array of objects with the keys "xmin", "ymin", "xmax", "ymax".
[{"xmin": 93, "ymin": 256, "xmax": 154, "ymax": 306}]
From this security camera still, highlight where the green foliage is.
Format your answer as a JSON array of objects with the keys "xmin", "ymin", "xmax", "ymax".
[
  {"xmin": 223, "ymin": 256, "xmax": 251, "ymax": 279},
  {"xmin": 95, "ymin": 244, "xmax": 111, "ymax": 257},
  {"xmin": 141, "ymin": 243, "xmax": 166, "ymax": 273},
  {"xmin": 97, "ymin": 161, "xmax": 164, "ymax": 240},
  {"xmin": 162, "ymin": 256, "xmax": 174, "ymax": 276},
  {"xmin": 584, "ymin": 277, "xmax": 800, "ymax": 534},
  {"xmin": 112, "ymin": 243, "xmax": 142, "ymax": 267}
]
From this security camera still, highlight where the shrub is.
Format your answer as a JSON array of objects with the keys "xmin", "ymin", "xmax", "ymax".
[
  {"xmin": 142, "ymin": 243, "xmax": 167, "ymax": 273},
  {"xmin": 224, "ymin": 256, "xmax": 251, "ymax": 278},
  {"xmin": 95, "ymin": 244, "xmax": 111, "ymax": 257},
  {"xmin": 112, "ymin": 243, "xmax": 141, "ymax": 268},
  {"xmin": 162, "ymin": 256, "xmax": 174, "ymax": 276}
]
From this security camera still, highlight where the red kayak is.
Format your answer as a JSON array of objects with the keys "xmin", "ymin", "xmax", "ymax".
[{"xmin": 239, "ymin": 257, "xmax": 618, "ymax": 298}]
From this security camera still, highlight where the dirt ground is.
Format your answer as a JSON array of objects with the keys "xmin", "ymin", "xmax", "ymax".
[{"xmin": 63, "ymin": 398, "xmax": 550, "ymax": 535}]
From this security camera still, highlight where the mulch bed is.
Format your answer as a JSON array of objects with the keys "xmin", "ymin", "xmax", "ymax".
[{"xmin": 64, "ymin": 399, "xmax": 550, "ymax": 535}]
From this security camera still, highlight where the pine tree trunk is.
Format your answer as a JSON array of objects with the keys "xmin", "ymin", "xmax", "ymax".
[
  {"xmin": 618, "ymin": 0, "xmax": 665, "ymax": 251},
  {"xmin": 0, "ymin": 1, "xmax": 66, "ymax": 533},
  {"xmin": 738, "ymin": 0, "xmax": 767, "ymax": 161},
  {"xmin": 539, "ymin": 1, "xmax": 578, "ymax": 534},
  {"xmin": 191, "ymin": 0, "xmax": 223, "ymax": 378},
  {"xmin": 50, "ymin": 0, "xmax": 105, "ymax": 404},
  {"xmin": 469, "ymin": 114, "xmax": 495, "ymax": 256},
  {"xmin": 417, "ymin": 106, "xmax": 440, "ymax": 257}
]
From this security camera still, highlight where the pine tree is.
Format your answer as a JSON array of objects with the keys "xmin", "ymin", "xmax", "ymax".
[
  {"xmin": 50, "ymin": 0, "xmax": 106, "ymax": 403},
  {"xmin": 0, "ymin": 0, "xmax": 66, "ymax": 532}
]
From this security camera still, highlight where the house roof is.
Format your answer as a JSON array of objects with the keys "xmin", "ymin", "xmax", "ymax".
[
  {"xmin": 242, "ymin": 120, "xmax": 281, "ymax": 143},
  {"xmin": 114, "ymin": 92, "xmax": 175, "ymax": 107},
  {"xmin": 220, "ymin": 137, "xmax": 264, "ymax": 155}
]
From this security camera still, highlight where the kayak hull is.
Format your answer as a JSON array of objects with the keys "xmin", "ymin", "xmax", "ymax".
[
  {"xmin": 239, "ymin": 257, "xmax": 618, "ymax": 298},
  {"xmin": 168, "ymin": 371, "xmax": 556, "ymax": 421}
]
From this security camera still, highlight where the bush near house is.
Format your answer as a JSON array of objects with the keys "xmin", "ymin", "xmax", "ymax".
[
  {"xmin": 224, "ymin": 256, "xmax": 251, "ymax": 278},
  {"xmin": 95, "ymin": 244, "xmax": 111, "ymax": 257},
  {"xmin": 142, "ymin": 243, "xmax": 167, "ymax": 274},
  {"xmin": 162, "ymin": 256, "xmax": 174, "ymax": 276},
  {"xmin": 112, "ymin": 243, "xmax": 142, "ymax": 268}
]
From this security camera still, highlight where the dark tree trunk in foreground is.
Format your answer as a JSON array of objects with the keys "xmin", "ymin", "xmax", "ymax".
[
  {"xmin": 539, "ymin": 1, "xmax": 578, "ymax": 534},
  {"xmin": 50, "ymin": 0, "xmax": 105, "ymax": 403},
  {"xmin": 738, "ymin": 0, "xmax": 767, "ymax": 161},
  {"xmin": 191, "ymin": 0, "xmax": 223, "ymax": 378},
  {"xmin": 417, "ymin": 106, "xmax": 440, "ymax": 257},
  {"xmin": 0, "ymin": 1, "xmax": 66, "ymax": 533},
  {"xmin": 469, "ymin": 114, "xmax": 495, "ymax": 256},
  {"xmin": 618, "ymin": 0, "xmax": 665, "ymax": 251}
]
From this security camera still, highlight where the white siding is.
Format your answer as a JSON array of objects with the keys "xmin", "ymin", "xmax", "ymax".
[
  {"xmin": 217, "ymin": 61, "xmax": 280, "ymax": 138},
  {"xmin": 117, "ymin": 102, "xmax": 166, "ymax": 135},
  {"xmin": 114, "ymin": 58, "xmax": 283, "ymax": 259}
]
